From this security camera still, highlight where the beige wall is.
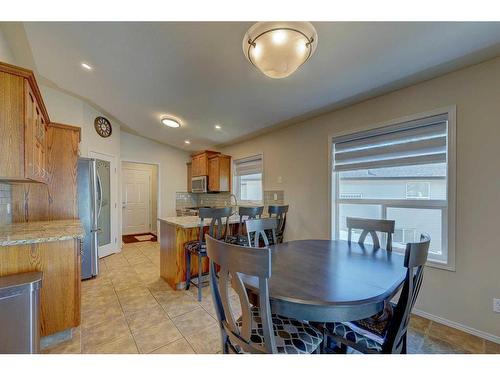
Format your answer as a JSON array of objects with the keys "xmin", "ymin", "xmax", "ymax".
[
  {"xmin": 121, "ymin": 161, "xmax": 158, "ymax": 234},
  {"xmin": 120, "ymin": 132, "xmax": 191, "ymax": 226},
  {"xmin": 220, "ymin": 57, "xmax": 500, "ymax": 340},
  {"xmin": 0, "ymin": 27, "xmax": 15, "ymax": 64}
]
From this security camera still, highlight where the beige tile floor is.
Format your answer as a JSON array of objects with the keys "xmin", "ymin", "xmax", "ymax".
[{"xmin": 42, "ymin": 241, "xmax": 500, "ymax": 354}]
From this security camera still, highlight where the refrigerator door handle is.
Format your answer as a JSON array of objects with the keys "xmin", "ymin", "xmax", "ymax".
[{"xmin": 96, "ymin": 170, "xmax": 103, "ymax": 220}]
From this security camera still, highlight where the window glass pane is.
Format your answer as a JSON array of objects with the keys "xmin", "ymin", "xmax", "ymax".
[
  {"xmin": 338, "ymin": 163, "xmax": 447, "ymax": 200},
  {"xmin": 386, "ymin": 207, "xmax": 443, "ymax": 260},
  {"xmin": 239, "ymin": 173, "xmax": 262, "ymax": 201},
  {"xmin": 338, "ymin": 204, "xmax": 382, "ymax": 243}
]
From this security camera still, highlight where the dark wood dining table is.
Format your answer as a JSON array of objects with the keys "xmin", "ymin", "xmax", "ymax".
[{"xmin": 242, "ymin": 239, "xmax": 407, "ymax": 322}]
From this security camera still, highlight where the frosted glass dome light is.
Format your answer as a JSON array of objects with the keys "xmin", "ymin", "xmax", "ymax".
[{"xmin": 243, "ymin": 22, "xmax": 318, "ymax": 79}]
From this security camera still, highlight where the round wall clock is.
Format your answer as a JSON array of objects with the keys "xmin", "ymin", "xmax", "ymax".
[{"xmin": 94, "ymin": 116, "xmax": 112, "ymax": 138}]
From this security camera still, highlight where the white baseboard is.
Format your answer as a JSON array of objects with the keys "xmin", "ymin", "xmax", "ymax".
[{"xmin": 412, "ymin": 308, "xmax": 500, "ymax": 344}]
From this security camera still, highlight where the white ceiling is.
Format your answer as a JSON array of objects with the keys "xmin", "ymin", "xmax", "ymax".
[{"xmin": 17, "ymin": 22, "xmax": 500, "ymax": 150}]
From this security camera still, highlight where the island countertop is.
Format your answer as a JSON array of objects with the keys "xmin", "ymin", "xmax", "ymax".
[
  {"xmin": 0, "ymin": 219, "xmax": 85, "ymax": 247},
  {"xmin": 158, "ymin": 213, "xmax": 270, "ymax": 229}
]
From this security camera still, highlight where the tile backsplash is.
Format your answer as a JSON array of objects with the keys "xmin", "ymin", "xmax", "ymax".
[
  {"xmin": 175, "ymin": 192, "xmax": 198, "ymax": 209},
  {"xmin": 0, "ymin": 183, "xmax": 12, "ymax": 225},
  {"xmin": 263, "ymin": 190, "xmax": 285, "ymax": 206},
  {"xmin": 176, "ymin": 190, "xmax": 285, "ymax": 211}
]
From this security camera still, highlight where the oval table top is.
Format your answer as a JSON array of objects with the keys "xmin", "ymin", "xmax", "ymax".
[{"xmin": 241, "ymin": 239, "xmax": 407, "ymax": 322}]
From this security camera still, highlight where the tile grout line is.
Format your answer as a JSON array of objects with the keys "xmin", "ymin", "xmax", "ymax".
[{"xmin": 110, "ymin": 267, "xmax": 141, "ymax": 354}]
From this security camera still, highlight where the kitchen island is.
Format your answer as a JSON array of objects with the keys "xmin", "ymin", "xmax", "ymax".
[
  {"xmin": 158, "ymin": 215, "xmax": 243, "ymax": 290},
  {"xmin": 0, "ymin": 219, "xmax": 84, "ymax": 337}
]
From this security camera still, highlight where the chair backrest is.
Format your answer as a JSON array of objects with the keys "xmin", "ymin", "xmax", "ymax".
[
  {"xmin": 267, "ymin": 205, "xmax": 288, "ymax": 243},
  {"xmin": 198, "ymin": 207, "xmax": 232, "ymax": 244},
  {"xmin": 383, "ymin": 234, "xmax": 430, "ymax": 353},
  {"xmin": 236, "ymin": 206, "xmax": 264, "ymax": 236},
  {"xmin": 346, "ymin": 217, "xmax": 395, "ymax": 250},
  {"xmin": 206, "ymin": 235, "xmax": 276, "ymax": 354},
  {"xmin": 245, "ymin": 218, "xmax": 278, "ymax": 247}
]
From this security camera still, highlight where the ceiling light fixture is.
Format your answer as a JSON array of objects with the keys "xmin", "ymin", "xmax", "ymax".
[
  {"xmin": 214, "ymin": 124, "xmax": 222, "ymax": 130},
  {"xmin": 81, "ymin": 62, "xmax": 93, "ymax": 71},
  {"xmin": 161, "ymin": 117, "xmax": 181, "ymax": 128},
  {"xmin": 184, "ymin": 140, "xmax": 191, "ymax": 144},
  {"xmin": 242, "ymin": 22, "xmax": 318, "ymax": 79}
]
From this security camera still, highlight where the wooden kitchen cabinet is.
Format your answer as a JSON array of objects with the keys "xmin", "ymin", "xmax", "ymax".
[
  {"xmin": 11, "ymin": 124, "xmax": 81, "ymax": 223},
  {"xmin": 24, "ymin": 80, "xmax": 48, "ymax": 183},
  {"xmin": 0, "ymin": 237, "xmax": 82, "ymax": 336},
  {"xmin": 190, "ymin": 150, "xmax": 220, "ymax": 177},
  {"xmin": 186, "ymin": 162, "xmax": 192, "ymax": 192},
  {"xmin": 208, "ymin": 154, "xmax": 231, "ymax": 192},
  {"xmin": 0, "ymin": 61, "xmax": 50, "ymax": 183}
]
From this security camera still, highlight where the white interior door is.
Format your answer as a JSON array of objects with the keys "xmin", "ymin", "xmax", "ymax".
[{"xmin": 122, "ymin": 168, "xmax": 151, "ymax": 235}]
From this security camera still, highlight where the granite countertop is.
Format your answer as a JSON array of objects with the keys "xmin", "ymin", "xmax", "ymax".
[
  {"xmin": 0, "ymin": 219, "xmax": 85, "ymax": 247},
  {"xmin": 158, "ymin": 213, "xmax": 270, "ymax": 229}
]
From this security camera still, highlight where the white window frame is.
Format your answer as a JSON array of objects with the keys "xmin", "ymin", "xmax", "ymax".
[
  {"xmin": 329, "ymin": 106, "xmax": 456, "ymax": 271},
  {"xmin": 233, "ymin": 153, "xmax": 264, "ymax": 205}
]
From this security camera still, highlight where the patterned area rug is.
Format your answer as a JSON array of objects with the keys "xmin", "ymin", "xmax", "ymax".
[{"xmin": 122, "ymin": 233, "xmax": 157, "ymax": 244}]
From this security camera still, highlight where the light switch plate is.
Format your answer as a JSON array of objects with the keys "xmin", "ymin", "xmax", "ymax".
[{"xmin": 493, "ymin": 298, "xmax": 500, "ymax": 313}]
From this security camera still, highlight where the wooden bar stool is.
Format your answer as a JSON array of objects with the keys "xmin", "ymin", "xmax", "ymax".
[
  {"xmin": 267, "ymin": 205, "xmax": 288, "ymax": 243},
  {"xmin": 226, "ymin": 206, "xmax": 264, "ymax": 246},
  {"xmin": 184, "ymin": 207, "xmax": 232, "ymax": 301}
]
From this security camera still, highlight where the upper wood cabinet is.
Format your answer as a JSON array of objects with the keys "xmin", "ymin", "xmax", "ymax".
[
  {"xmin": 208, "ymin": 154, "xmax": 231, "ymax": 192},
  {"xmin": 186, "ymin": 162, "xmax": 192, "ymax": 192},
  {"xmin": 0, "ymin": 61, "xmax": 51, "ymax": 184},
  {"xmin": 188, "ymin": 150, "xmax": 232, "ymax": 192},
  {"xmin": 190, "ymin": 150, "xmax": 220, "ymax": 177}
]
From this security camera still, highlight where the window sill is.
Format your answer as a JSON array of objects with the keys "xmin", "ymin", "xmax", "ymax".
[
  {"xmin": 392, "ymin": 248, "xmax": 455, "ymax": 272},
  {"xmin": 425, "ymin": 260, "xmax": 456, "ymax": 272},
  {"xmin": 238, "ymin": 200, "xmax": 264, "ymax": 206}
]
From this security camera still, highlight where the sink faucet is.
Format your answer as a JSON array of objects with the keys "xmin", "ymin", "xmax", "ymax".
[{"xmin": 229, "ymin": 193, "xmax": 238, "ymax": 215}]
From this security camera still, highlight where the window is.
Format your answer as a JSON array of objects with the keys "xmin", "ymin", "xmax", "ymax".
[
  {"xmin": 233, "ymin": 155, "xmax": 263, "ymax": 203},
  {"xmin": 332, "ymin": 110, "xmax": 456, "ymax": 269}
]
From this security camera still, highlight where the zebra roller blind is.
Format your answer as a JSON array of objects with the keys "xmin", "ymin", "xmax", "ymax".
[
  {"xmin": 234, "ymin": 155, "xmax": 262, "ymax": 176},
  {"xmin": 333, "ymin": 114, "xmax": 448, "ymax": 172}
]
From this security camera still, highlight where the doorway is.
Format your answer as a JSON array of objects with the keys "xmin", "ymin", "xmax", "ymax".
[{"xmin": 121, "ymin": 161, "xmax": 158, "ymax": 242}]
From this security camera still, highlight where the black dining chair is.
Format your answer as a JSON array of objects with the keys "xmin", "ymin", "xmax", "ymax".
[
  {"xmin": 346, "ymin": 217, "xmax": 396, "ymax": 251},
  {"xmin": 184, "ymin": 207, "xmax": 232, "ymax": 302},
  {"xmin": 245, "ymin": 218, "xmax": 278, "ymax": 247},
  {"xmin": 205, "ymin": 235, "xmax": 323, "ymax": 354},
  {"xmin": 267, "ymin": 205, "xmax": 288, "ymax": 244},
  {"xmin": 321, "ymin": 233, "xmax": 430, "ymax": 354},
  {"xmin": 226, "ymin": 206, "xmax": 264, "ymax": 246}
]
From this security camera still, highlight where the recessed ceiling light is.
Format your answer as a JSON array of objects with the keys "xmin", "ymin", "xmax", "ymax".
[
  {"xmin": 214, "ymin": 124, "xmax": 222, "ymax": 130},
  {"xmin": 184, "ymin": 140, "xmax": 191, "ymax": 144},
  {"xmin": 81, "ymin": 62, "xmax": 93, "ymax": 71},
  {"xmin": 161, "ymin": 117, "xmax": 181, "ymax": 128}
]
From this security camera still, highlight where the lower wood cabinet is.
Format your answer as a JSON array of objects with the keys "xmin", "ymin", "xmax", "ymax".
[{"xmin": 0, "ymin": 239, "xmax": 81, "ymax": 336}]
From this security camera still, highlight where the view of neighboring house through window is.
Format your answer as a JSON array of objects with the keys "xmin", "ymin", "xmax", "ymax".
[
  {"xmin": 233, "ymin": 155, "xmax": 263, "ymax": 203},
  {"xmin": 332, "ymin": 112, "xmax": 455, "ymax": 267}
]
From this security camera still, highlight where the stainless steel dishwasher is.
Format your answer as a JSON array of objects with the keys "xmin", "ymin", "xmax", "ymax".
[{"xmin": 0, "ymin": 272, "xmax": 42, "ymax": 354}]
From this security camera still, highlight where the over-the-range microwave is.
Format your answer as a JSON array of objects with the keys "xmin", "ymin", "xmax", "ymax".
[{"xmin": 191, "ymin": 176, "xmax": 208, "ymax": 193}]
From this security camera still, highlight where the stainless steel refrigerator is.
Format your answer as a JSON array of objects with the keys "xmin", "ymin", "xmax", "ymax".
[{"xmin": 77, "ymin": 158, "xmax": 101, "ymax": 279}]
